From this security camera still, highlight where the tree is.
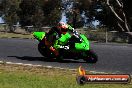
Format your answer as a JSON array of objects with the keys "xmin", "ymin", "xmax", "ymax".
[
  {"xmin": 72, "ymin": 0, "xmax": 132, "ymax": 31},
  {"xmin": 76, "ymin": 0, "xmax": 132, "ymax": 43},
  {"xmin": 19, "ymin": 0, "xmax": 37, "ymax": 27},
  {"xmin": 106, "ymin": 0, "xmax": 131, "ymax": 32},
  {"xmin": 0, "ymin": 0, "xmax": 20, "ymax": 32},
  {"xmin": 41, "ymin": 0, "xmax": 62, "ymax": 26},
  {"xmin": 19, "ymin": 0, "xmax": 62, "ymax": 28},
  {"xmin": 62, "ymin": 0, "xmax": 92, "ymax": 28},
  {"xmin": 98, "ymin": 0, "xmax": 132, "ymax": 43}
]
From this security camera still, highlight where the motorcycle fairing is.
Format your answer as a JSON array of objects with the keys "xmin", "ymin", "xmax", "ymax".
[
  {"xmin": 33, "ymin": 32, "xmax": 46, "ymax": 41},
  {"xmin": 75, "ymin": 34, "xmax": 90, "ymax": 51},
  {"xmin": 58, "ymin": 32, "xmax": 71, "ymax": 45}
]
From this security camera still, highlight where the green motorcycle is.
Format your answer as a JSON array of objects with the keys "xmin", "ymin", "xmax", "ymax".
[{"xmin": 33, "ymin": 31, "xmax": 98, "ymax": 63}]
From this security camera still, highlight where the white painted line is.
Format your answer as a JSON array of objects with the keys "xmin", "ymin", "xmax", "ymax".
[
  {"xmin": 0, "ymin": 61, "xmax": 3, "ymax": 63},
  {"xmin": 33, "ymin": 65, "xmax": 42, "ymax": 67},
  {"xmin": 54, "ymin": 67, "xmax": 61, "ymax": 69},
  {"xmin": 24, "ymin": 64, "xmax": 33, "ymax": 66},
  {"xmin": 0, "ymin": 60, "xmax": 126, "ymax": 75},
  {"xmin": 13, "ymin": 63, "xmax": 23, "ymax": 65},
  {"xmin": 59, "ymin": 68, "xmax": 66, "ymax": 70},
  {"xmin": 6, "ymin": 62, "xmax": 13, "ymax": 64},
  {"xmin": 45, "ymin": 66, "xmax": 53, "ymax": 68},
  {"xmin": 89, "ymin": 71, "xmax": 107, "ymax": 74}
]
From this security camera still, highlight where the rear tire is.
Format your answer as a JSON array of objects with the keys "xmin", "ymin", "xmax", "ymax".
[{"xmin": 83, "ymin": 50, "xmax": 98, "ymax": 63}]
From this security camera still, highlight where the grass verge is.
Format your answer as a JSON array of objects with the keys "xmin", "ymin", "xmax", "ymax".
[
  {"xmin": 0, "ymin": 32, "xmax": 33, "ymax": 39},
  {"xmin": 0, "ymin": 63, "xmax": 132, "ymax": 88}
]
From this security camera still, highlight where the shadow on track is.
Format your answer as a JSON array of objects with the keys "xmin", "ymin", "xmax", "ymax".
[{"xmin": 7, "ymin": 56, "xmax": 86, "ymax": 63}]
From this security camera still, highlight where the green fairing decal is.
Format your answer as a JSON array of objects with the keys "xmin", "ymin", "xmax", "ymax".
[
  {"xmin": 33, "ymin": 32, "xmax": 45, "ymax": 41},
  {"xmin": 58, "ymin": 33, "xmax": 71, "ymax": 45},
  {"xmin": 75, "ymin": 34, "xmax": 90, "ymax": 50},
  {"xmin": 80, "ymin": 35, "xmax": 89, "ymax": 44}
]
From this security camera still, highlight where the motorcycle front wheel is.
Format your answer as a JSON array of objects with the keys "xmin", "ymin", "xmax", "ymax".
[{"xmin": 83, "ymin": 50, "xmax": 98, "ymax": 63}]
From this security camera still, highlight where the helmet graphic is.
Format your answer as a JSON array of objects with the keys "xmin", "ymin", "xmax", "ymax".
[{"xmin": 57, "ymin": 22, "xmax": 68, "ymax": 29}]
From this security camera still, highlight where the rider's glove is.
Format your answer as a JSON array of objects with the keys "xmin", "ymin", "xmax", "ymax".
[{"xmin": 50, "ymin": 46, "xmax": 55, "ymax": 51}]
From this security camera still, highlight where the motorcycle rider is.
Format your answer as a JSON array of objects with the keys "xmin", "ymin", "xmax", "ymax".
[{"xmin": 45, "ymin": 22, "xmax": 81, "ymax": 57}]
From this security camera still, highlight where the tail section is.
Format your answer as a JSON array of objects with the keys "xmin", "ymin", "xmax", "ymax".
[{"xmin": 33, "ymin": 32, "xmax": 46, "ymax": 41}]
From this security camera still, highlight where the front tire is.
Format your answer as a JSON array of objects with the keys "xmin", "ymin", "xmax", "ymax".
[{"xmin": 83, "ymin": 50, "xmax": 98, "ymax": 63}]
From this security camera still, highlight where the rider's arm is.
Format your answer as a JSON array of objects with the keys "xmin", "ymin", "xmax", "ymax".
[
  {"xmin": 67, "ymin": 24, "xmax": 75, "ymax": 32},
  {"xmin": 53, "ymin": 40, "xmax": 61, "ymax": 50},
  {"xmin": 46, "ymin": 28, "xmax": 54, "ymax": 39},
  {"xmin": 67, "ymin": 24, "xmax": 79, "ymax": 35}
]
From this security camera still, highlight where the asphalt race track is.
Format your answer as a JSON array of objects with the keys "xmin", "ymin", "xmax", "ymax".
[{"xmin": 0, "ymin": 38, "xmax": 132, "ymax": 74}]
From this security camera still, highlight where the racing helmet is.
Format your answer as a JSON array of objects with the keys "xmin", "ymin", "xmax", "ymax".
[{"xmin": 57, "ymin": 22, "xmax": 68, "ymax": 33}]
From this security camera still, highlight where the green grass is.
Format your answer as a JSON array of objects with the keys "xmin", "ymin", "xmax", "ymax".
[
  {"xmin": 0, "ymin": 64, "xmax": 131, "ymax": 88},
  {"xmin": 0, "ymin": 72, "xmax": 75, "ymax": 88},
  {"xmin": 0, "ymin": 32, "xmax": 33, "ymax": 39}
]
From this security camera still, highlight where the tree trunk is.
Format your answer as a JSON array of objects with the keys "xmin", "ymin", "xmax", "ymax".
[
  {"xmin": 9, "ymin": 25, "xmax": 14, "ymax": 32},
  {"xmin": 106, "ymin": 0, "xmax": 132, "ymax": 44},
  {"xmin": 127, "ymin": 32, "xmax": 132, "ymax": 44}
]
